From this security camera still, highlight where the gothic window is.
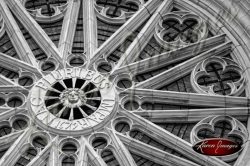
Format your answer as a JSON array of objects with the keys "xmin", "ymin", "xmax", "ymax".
[
  {"xmin": 14, "ymin": 17, "xmax": 48, "ymax": 61},
  {"xmin": 101, "ymin": 150, "xmax": 120, "ymax": 166},
  {"xmin": 96, "ymin": 0, "xmax": 139, "ymax": 18},
  {"xmin": 12, "ymin": 119, "xmax": 28, "ymax": 130},
  {"xmin": 61, "ymin": 143, "xmax": 77, "ymax": 154},
  {"xmin": 0, "ymin": 33, "xmax": 18, "ymax": 59},
  {"xmin": 62, "ymin": 157, "xmax": 75, "ymax": 166},
  {"xmin": 38, "ymin": 19, "xmax": 63, "ymax": 47},
  {"xmin": 92, "ymin": 137, "xmax": 108, "ymax": 150},
  {"xmin": 72, "ymin": 1, "xmax": 84, "ymax": 55},
  {"xmin": 25, "ymin": 0, "xmax": 67, "ymax": 16},
  {"xmin": 0, "ymin": 0, "xmax": 249, "ymax": 166},
  {"xmin": 97, "ymin": 19, "xmax": 121, "ymax": 46},
  {"xmin": 0, "ymin": 67, "xmax": 19, "ymax": 79},
  {"xmin": 0, "ymin": 126, "xmax": 11, "ymax": 137},
  {"xmin": 15, "ymin": 148, "xmax": 37, "ymax": 166},
  {"xmin": 32, "ymin": 136, "xmax": 48, "ymax": 149},
  {"xmin": 131, "ymin": 153, "xmax": 163, "ymax": 166}
]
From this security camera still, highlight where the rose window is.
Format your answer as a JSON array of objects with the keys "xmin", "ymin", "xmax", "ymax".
[{"xmin": 0, "ymin": 0, "xmax": 249, "ymax": 166}]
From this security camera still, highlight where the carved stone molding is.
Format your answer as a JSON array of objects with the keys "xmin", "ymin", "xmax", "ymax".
[
  {"xmin": 155, "ymin": 11, "xmax": 208, "ymax": 50},
  {"xmin": 191, "ymin": 56, "xmax": 246, "ymax": 96}
]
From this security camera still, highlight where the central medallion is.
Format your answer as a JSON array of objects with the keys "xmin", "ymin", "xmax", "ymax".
[
  {"xmin": 28, "ymin": 68, "xmax": 117, "ymax": 135},
  {"xmin": 44, "ymin": 77, "xmax": 102, "ymax": 120},
  {"xmin": 60, "ymin": 88, "xmax": 87, "ymax": 107}
]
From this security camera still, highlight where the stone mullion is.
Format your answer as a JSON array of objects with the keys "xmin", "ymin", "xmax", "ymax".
[
  {"xmin": 172, "ymin": 2, "xmax": 250, "ymax": 164},
  {"xmin": 0, "ymin": 126, "xmax": 34, "ymax": 166},
  {"xmin": 48, "ymin": 136, "xmax": 59, "ymax": 166},
  {"xmin": 0, "ymin": 85, "xmax": 27, "ymax": 94},
  {"xmin": 117, "ymin": 132, "xmax": 199, "ymax": 166},
  {"xmin": 122, "ymin": 88, "xmax": 249, "ymax": 108},
  {"xmin": 111, "ymin": 34, "xmax": 226, "ymax": 76},
  {"xmin": 113, "ymin": 0, "xmax": 173, "ymax": 70},
  {"xmin": 0, "ymin": 0, "xmax": 38, "ymax": 67},
  {"xmin": 0, "ymin": 108, "xmax": 25, "ymax": 122},
  {"xmin": 89, "ymin": 0, "xmax": 163, "ymax": 66},
  {"xmin": 0, "ymin": 75, "xmax": 15, "ymax": 85},
  {"xmin": 0, "ymin": 52, "xmax": 43, "ymax": 79},
  {"xmin": 105, "ymin": 128, "xmax": 137, "ymax": 166},
  {"xmin": 120, "ymin": 110, "xmax": 230, "ymax": 166},
  {"xmin": 27, "ymin": 139, "xmax": 54, "ymax": 166},
  {"xmin": 84, "ymin": 0, "xmax": 98, "ymax": 59},
  {"xmin": 133, "ymin": 107, "xmax": 249, "ymax": 123},
  {"xmin": 85, "ymin": 139, "xmax": 107, "ymax": 166},
  {"xmin": 0, "ymin": 131, "xmax": 23, "ymax": 151},
  {"xmin": 135, "ymin": 42, "xmax": 232, "ymax": 89},
  {"xmin": 6, "ymin": 0, "xmax": 63, "ymax": 66},
  {"xmin": 77, "ymin": 136, "xmax": 88, "ymax": 166},
  {"xmin": 59, "ymin": 0, "xmax": 80, "ymax": 61}
]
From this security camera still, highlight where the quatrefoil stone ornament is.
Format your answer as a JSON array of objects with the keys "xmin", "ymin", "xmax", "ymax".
[
  {"xmin": 95, "ymin": 0, "xmax": 142, "ymax": 23},
  {"xmin": 24, "ymin": 0, "xmax": 68, "ymax": 21},
  {"xmin": 155, "ymin": 11, "xmax": 208, "ymax": 49},
  {"xmin": 191, "ymin": 56, "xmax": 246, "ymax": 96},
  {"xmin": 190, "ymin": 115, "xmax": 248, "ymax": 161}
]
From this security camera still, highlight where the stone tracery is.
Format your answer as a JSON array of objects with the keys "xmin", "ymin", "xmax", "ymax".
[{"xmin": 0, "ymin": 0, "xmax": 249, "ymax": 165}]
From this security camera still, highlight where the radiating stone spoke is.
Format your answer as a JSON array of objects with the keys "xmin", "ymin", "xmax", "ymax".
[
  {"xmin": 72, "ymin": 77, "xmax": 77, "ymax": 88},
  {"xmin": 86, "ymin": 145, "xmax": 107, "ymax": 166},
  {"xmin": 0, "ymin": 108, "xmax": 25, "ymax": 121},
  {"xmin": 59, "ymin": 80, "xmax": 68, "ymax": 89},
  {"xmin": 89, "ymin": 0, "xmax": 163, "ymax": 66},
  {"xmin": 0, "ymin": 52, "xmax": 43, "ymax": 79},
  {"xmin": 26, "ymin": 138, "xmax": 54, "ymax": 166},
  {"xmin": 135, "ymin": 42, "xmax": 232, "ymax": 89},
  {"xmin": 117, "ymin": 132, "xmax": 199, "ymax": 166},
  {"xmin": 59, "ymin": 0, "xmax": 81, "ymax": 59},
  {"xmin": 69, "ymin": 108, "xmax": 74, "ymax": 120},
  {"xmin": 80, "ymin": 80, "xmax": 90, "ymax": 90},
  {"xmin": 0, "ymin": 75, "xmax": 15, "ymax": 85},
  {"xmin": 133, "ymin": 107, "xmax": 249, "ymax": 122},
  {"xmin": 0, "ymin": 85, "xmax": 28, "ymax": 94},
  {"xmin": 77, "ymin": 137, "xmax": 88, "ymax": 166},
  {"xmin": 113, "ymin": 0, "xmax": 178, "ymax": 70},
  {"xmin": 0, "ymin": 127, "xmax": 34, "ymax": 166},
  {"xmin": 47, "ymin": 136, "xmax": 59, "ymax": 166},
  {"xmin": 78, "ymin": 106, "xmax": 88, "ymax": 118},
  {"xmin": 120, "ymin": 110, "xmax": 230, "ymax": 166},
  {"xmin": 56, "ymin": 106, "xmax": 67, "ymax": 118},
  {"xmin": 86, "ymin": 97, "xmax": 101, "ymax": 100},
  {"xmin": 0, "ymin": 130, "xmax": 23, "ymax": 147},
  {"xmin": 106, "ymin": 128, "xmax": 137, "ymax": 166},
  {"xmin": 6, "ymin": 0, "xmax": 64, "ymax": 65},
  {"xmin": 122, "ymin": 88, "xmax": 249, "ymax": 108},
  {"xmin": 48, "ymin": 87, "xmax": 62, "ymax": 94},
  {"xmin": 84, "ymin": 0, "xmax": 98, "ymax": 58},
  {"xmin": 85, "ymin": 88, "xmax": 99, "ymax": 95},
  {"xmin": 84, "ymin": 103, "xmax": 97, "ymax": 111},
  {"xmin": 44, "ymin": 96, "xmax": 60, "ymax": 100},
  {"xmin": 47, "ymin": 102, "xmax": 61, "ymax": 110},
  {"xmin": 111, "ymin": 34, "xmax": 226, "ymax": 76},
  {"xmin": 0, "ymin": 0, "xmax": 38, "ymax": 67}
]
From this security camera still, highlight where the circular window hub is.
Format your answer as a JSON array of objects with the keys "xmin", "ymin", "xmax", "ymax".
[{"xmin": 28, "ymin": 68, "xmax": 117, "ymax": 135}]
